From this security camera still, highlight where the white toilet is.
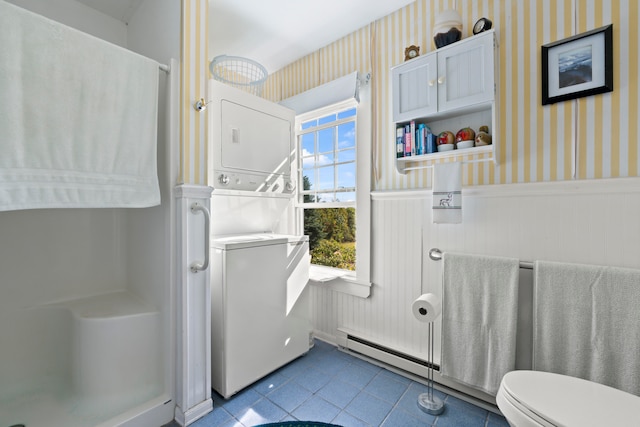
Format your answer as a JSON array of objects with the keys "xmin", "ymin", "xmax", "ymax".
[{"xmin": 496, "ymin": 370, "xmax": 640, "ymax": 427}]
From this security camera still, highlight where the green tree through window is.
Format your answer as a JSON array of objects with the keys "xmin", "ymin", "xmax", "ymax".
[{"xmin": 302, "ymin": 175, "xmax": 356, "ymax": 270}]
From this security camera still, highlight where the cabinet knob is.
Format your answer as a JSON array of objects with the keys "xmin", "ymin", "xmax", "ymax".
[
  {"xmin": 428, "ymin": 79, "xmax": 436, "ymax": 86},
  {"xmin": 437, "ymin": 76, "xmax": 445, "ymax": 85}
]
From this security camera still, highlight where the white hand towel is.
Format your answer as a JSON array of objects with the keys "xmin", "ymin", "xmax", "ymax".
[
  {"xmin": 533, "ymin": 260, "xmax": 640, "ymax": 396},
  {"xmin": 0, "ymin": 1, "xmax": 160, "ymax": 211},
  {"xmin": 432, "ymin": 162, "xmax": 462, "ymax": 224},
  {"xmin": 441, "ymin": 252, "xmax": 520, "ymax": 395}
]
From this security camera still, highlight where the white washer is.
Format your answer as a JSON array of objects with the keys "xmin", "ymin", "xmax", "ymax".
[{"xmin": 210, "ymin": 233, "xmax": 311, "ymax": 398}]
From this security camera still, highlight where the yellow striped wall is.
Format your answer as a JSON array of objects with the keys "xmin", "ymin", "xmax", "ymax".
[
  {"xmin": 263, "ymin": 25, "xmax": 373, "ymax": 102},
  {"xmin": 265, "ymin": 0, "xmax": 639, "ymax": 191},
  {"xmin": 180, "ymin": 0, "xmax": 208, "ymax": 185}
]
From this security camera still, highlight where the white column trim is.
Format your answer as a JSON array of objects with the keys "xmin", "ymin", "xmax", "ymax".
[{"xmin": 174, "ymin": 184, "xmax": 213, "ymax": 425}]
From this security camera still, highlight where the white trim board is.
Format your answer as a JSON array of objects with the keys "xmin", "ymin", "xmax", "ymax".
[{"xmin": 371, "ymin": 176, "xmax": 640, "ymax": 200}]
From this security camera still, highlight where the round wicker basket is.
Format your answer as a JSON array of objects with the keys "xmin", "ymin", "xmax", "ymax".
[{"xmin": 209, "ymin": 55, "xmax": 268, "ymax": 96}]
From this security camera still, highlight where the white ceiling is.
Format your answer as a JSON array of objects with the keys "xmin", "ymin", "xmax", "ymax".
[
  {"xmin": 75, "ymin": 0, "xmax": 415, "ymax": 75},
  {"xmin": 208, "ymin": 0, "xmax": 415, "ymax": 74},
  {"xmin": 75, "ymin": 0, "xmax": 142, "ymax": 23}
]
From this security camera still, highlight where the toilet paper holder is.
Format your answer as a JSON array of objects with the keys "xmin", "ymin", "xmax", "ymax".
[{"xmin": 412, "ymin": 293, "xmax": 445, "ymax": 415}]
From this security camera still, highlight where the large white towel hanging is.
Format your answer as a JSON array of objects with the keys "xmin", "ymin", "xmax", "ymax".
[{"xmin": 0, "ymin": 1, "xmax": 160, "ymax": 211}]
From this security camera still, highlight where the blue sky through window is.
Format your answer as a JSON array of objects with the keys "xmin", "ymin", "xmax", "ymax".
[{"xmin": 299, "ymin": 107, "xmax": 356, "ymax": 199}]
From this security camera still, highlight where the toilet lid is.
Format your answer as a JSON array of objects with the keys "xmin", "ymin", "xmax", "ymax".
[{"xmin": 500, "ymin": 371, "xmax": 640, "ymax": 427}]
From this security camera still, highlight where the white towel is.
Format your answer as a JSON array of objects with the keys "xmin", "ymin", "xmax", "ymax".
[
  {"xmin": 0, "ymin": 1, "xmax": 160, "ymax": 211},
  {"xmin": 432, "ymin": 162, "xmax": 462, "ymax": 224},
  {"xmin": 533, "ymin": 261, "xmax": 640, "ymax": 396},
  {"xmin": 440, "ymin": 252, "xmax": 520, "ymax": 395}
]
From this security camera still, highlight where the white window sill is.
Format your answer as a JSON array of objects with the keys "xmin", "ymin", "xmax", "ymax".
[{"xmin": 308, "ymin": 265, "xmax": 371, "ymax": 298}]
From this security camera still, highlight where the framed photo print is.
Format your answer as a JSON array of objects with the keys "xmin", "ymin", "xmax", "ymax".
[{"xmin": 541, "ymin": 24, "xmax": 613, "ymax": 105}]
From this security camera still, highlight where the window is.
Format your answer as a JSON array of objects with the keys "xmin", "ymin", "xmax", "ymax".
[
  {"xmin": 299, "ymin": 103, "xmax": 357, "ymax": 271},
  {"xmin": 292, "ymin": 83, "xmax": 371, "ymax": 297}
]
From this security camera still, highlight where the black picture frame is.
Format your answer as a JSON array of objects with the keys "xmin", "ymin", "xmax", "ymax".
[{"xmin": 541, "ymin": 24, "xmax": 613, "ymax": 105}]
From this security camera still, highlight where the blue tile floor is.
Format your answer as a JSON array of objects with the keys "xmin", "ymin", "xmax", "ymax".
[{"xmin": 189, "ymin": 339, "xmax": 509, "ymax": 427}]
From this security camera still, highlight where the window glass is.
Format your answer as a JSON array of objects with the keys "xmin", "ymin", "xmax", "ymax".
[
  {"xmin": 318, "ymin": 114, "xmax": 337, "ymax": 125},
  {"xmin": 302, "ymin": 168, "xmax": 315, "ymax": 189},
  {"xmin": 301, "ymin": 119, "xmax": 317, "ymax": 130},
  {"xmin": 334, "ymin": 191, "xmax": 356, "ymax": 203},
  {"xmin": 317, "ymin": 167, "xmax": 334, "ymax": 191},
  {"xmin": 337, "ymin": 149, "xmax": 355, "ymax": 163},
  {"xmin": 337, "ymin": 163, "xmax": 356, "ymax": 189},
  {"xmin": 303, "ymin": 207, "xmax": 356, "ymax": 271},
  {"xmin": 318, "ymin": 128, "xmax": 334, "ymax": 153},
  {"xmin": 298, "ymin": 105, "xmax": 358, "ymax": 271},
  {"xmin": 301, "ymin": 133, "xmax": 315, "ymax": 155},
  {"xmin": 317, "ymin": 152, "xmax": 334, "ymax": 166},
  {"xmin": 338, "ymin": 108, "xmax": 356, "ymax": 119},
  {"xmin": 338, "ymin": 122, "xmax": 356, "ymax": 149}
]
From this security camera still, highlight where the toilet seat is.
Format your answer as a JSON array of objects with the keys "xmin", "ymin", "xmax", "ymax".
[{"xmin": 497, "ymin": 371, "xmax": 640, "ymax": 427}]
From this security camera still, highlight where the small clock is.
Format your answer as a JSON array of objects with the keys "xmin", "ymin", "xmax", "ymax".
[
  {"xmin": 473, "ymin": 17, "xmax": 493, "ymax": 35},
  {"xmin": 404, "ymin": 45, "xmax": 420, "ymax": 61}
]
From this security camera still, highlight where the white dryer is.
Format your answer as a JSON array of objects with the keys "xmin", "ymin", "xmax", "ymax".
[{"xmin": 210, "ymin": 233, "xmax": 311, "ymax": 398}]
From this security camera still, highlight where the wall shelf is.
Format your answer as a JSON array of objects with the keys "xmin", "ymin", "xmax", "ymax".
[
  {"xmin": 399, "ymin": 145, "xmax": 493, "ymax": 164},
  {"xmin": 397, "ymin": 146, "xmax": 494, "ymax": 173},
  {"xmin": 391, "ymin": 30, "xmax": 498, "ymax": 175}
]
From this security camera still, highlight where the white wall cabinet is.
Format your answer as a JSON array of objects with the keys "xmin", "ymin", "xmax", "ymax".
[
  {"xmin": 392, "ymin": 30, "xmax": 498, "ymax": 174},
  {"xmin": 392, "ymin": 52, "xmax": 438, "ymax": 123}
]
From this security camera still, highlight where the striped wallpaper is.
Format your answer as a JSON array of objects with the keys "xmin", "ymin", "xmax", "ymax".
[
  {"xmin": 263, "ymin": 25, "xmax": 373, "ymax": 102},
  {"xmin": 180, "ymin": 0, "xmax": 208, "ymax": 185},
  {"xmin": 263, "ymin": 0, "xmax": 640, "ymax": 191}
]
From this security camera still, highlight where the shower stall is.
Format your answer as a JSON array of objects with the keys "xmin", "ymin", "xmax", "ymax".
[
  {"xmin": 0, "ymin": 208, "xmax": 174, "ymax": 427},
  {"xmin": 0, "ymin": 0, "xmax": 182, "ymax": 425}
]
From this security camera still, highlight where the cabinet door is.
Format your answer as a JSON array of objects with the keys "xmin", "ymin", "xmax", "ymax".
[
  {"xmin": 437, "ymin": 32, "xmax": 494, "ymax": 113},
  {"xmin": 392, "ymin": 53, "xmax": 438, "ymax": 122}
]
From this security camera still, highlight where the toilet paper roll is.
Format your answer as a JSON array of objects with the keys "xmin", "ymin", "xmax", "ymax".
[{"xmin": 412, "ymin": 293, "xmax": 442, "ymax": 323}]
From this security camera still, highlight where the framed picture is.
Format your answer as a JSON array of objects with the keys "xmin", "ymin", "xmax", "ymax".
[{"xmin": 542, "ymin": 24, "xmax": 613, "ymax": 105}]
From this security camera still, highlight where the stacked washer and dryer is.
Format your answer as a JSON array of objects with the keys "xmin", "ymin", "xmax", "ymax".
[{"xmin": 207, "ymin": 79, "xmax": 311, "ymax": 399}]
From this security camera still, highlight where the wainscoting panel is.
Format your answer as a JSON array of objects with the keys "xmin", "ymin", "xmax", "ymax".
[
  {"xmin": 311, "ymin": 178, "xmax": 640, "ymax": 375},
  {"xmin": 311, "ymin": 196, "xmax": 424, "ymax": 355}
]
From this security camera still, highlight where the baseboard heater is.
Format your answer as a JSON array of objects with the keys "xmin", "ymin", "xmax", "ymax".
[
  {"xmin": 345, "ymin": 334, "xmax": 438, "ymax": 372},
  {"xmin": 336, "ymin": 328, "xmax": 437, "ymax": 381},
  {"xmin": 336, "ymin": 328, "xmax": 498, "ymax": 408}
]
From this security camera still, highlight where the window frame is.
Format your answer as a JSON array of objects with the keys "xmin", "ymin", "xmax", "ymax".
[{"xmin": 294, "ymin": 89, "xmax": 371, "ymax": 298}]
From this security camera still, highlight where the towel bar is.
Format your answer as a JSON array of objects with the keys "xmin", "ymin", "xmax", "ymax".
[
  {"xmin": 403, "ymin": 157, "xmax": 494, "ymax": 172},
  {"xmin": 428, "ymin": 248, "xmax": 533, "ymax": 269}
]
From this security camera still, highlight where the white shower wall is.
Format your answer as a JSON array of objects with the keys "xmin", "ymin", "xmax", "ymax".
[
  {"xmin": 0, "ymin": 0, "xmax": 180, "ymax": 425},
  {"xmin": 311, "ymin": 177, "xmax": 640, "ymax": 376},
  {"xmin": 0, "ymin": 209, "xmax": 128, "ymax": 388},
  {"xmin": 7, "ymin": 0, "xmax": 128, "ymax": 45}
]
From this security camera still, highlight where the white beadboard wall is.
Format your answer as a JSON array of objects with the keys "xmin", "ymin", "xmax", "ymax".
[{"xmin": 311, "ymin": 177, "xmax": 640, "ymax": 364}]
